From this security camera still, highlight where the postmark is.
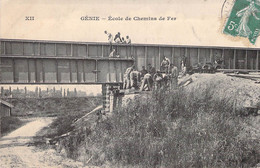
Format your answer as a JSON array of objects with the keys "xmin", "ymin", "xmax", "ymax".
[{"xmin": 223, "ymin": 0, "xmax": 260, "ymax": 44}]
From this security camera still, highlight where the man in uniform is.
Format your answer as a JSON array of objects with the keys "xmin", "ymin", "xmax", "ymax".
[
  {"xmin": 147, "ymin": 64, "xmax": 156, "ymax": 77},
  {"xmin": 140, "ymin": 66, "xmax": 148, "ymax": 78},
  {"xmin": 126, "ymin": 36, "xmax": 131, "ymax": 44},
  {"xmin": 169, "ymin": 64, "xmax": 179, "ymax": 89},
  {"xmin": 161, "ymin": 56, "xmax": 171, "ymax": 73},
  {"xmin": 153, "ymin": 70, "xmax": 164, "ymax": 90},
  {"xmin": 114, "ymin": 32, "xmax": 122, "ymax": 43},
  {"xmin": 130, "ymin": 70, "xmax": 141, "ymax": 89},
  {"xmin": 123, "ymin": 65, "xmax": 135, "ymax": 89},
  {"xmin": 104, "ymin": 31, "xmax": 113, "ymax": 52},
  {"xmin": 139, "ymin": 73, "xmax": 153, "ymax": 91},
  {"xmin": 181, "ymin": 56, "xmax": 187, "ymax": 76}
]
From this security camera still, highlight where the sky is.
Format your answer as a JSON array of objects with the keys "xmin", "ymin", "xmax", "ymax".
[{"xmin": 1, "ymin": 0, "xmax": 260, "ymax": 48}]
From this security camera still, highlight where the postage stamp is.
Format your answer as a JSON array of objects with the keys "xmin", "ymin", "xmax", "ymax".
[{"xmin": 223, "ymin": 0, "xmax": 260, "ymax": 44}]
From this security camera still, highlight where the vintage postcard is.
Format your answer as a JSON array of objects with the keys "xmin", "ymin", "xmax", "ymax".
[{"xmin": 0, "ymin": 0, "xmax": 259, "ymax": 167}]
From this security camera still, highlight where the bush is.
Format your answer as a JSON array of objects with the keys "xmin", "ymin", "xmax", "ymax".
[
  {"xmin": 80, "ymin": 83, "xmax": 260, "ymax": 167},
  {"xmin": 1, "ymin": 117, "xmax": 26, "ymax": 136},
  {"xmin": 42, "ymin": 97, "xmax": 102, "ymax": 138}
]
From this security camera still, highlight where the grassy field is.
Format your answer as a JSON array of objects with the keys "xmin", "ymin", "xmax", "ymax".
[
  {"xmin": 36, "ymin": 97, "xmax": 102, "ymax": 139},
  {"xmin": 81, "ymin": 88, "xmax": 259, "ymax": 167},
  {"xmin": 51, "ymin": 74, "xmax": 259, "ymax": 167}
]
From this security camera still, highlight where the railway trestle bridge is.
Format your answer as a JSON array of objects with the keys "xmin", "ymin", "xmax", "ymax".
[{"xmin": 1, "ymin": 39, "xmax": 259, "ymax": 112}]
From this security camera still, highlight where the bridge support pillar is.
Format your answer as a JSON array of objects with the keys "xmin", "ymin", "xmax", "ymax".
[{"xmin": 102, "ymin": 83, "xmax": 122, "ymax": 114}]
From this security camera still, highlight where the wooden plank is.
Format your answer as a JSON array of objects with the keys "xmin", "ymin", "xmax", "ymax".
[
  {"xmin": 171, "ymin": 47, "xmax": 174, "ymax": 65},
  {"xmin": 69, "ymin": 60, "xmax": 72, "ymax": 82},
  {"xmin": 3, "ymin": 41, "xmax": 5, "ymax": 55},
  {"xmin": 114, "ymin": 60, "xmax": 117, "ymax": 82},
  {"xmin": 86, "ymin": 44, "xmax": 89, "ymax": 57},
  {"xmin": 0, "ymin": 55, "xmax": 135, "ymax": 61},
  {"xmin": 38, "ymin": 43, "xmax": 41, "ymax": 55},
  {"xmin": 257, "ymin": 50, "xmax": 259, "ymax": 70},
  {"xmin": 0, "ymin": 117, "xmax": 2, "ymax": 137},
  {"xmin": 120, "ymin": 61, "xmax": 123, "ymax": 83},
  {"xmin": 54, "ymin": 44, "xmax": 57, "ymax": 56},
  {"xmin": 42, "ymin": 60, "xmax": 45, "ymax": 83},
  {"xmin": 197, "ymin": 48, "xmax": 200, "ymax": 64},
  {"xmin": 70, "ymin": 44, "xmax": 73, "ymax": 56},
  {"xmin": 158, "ymin": 47, "xmax": 161, "ymax": 70},
  {"xmin": 34, "ymin": 59, "xmax": 37, "ymax": 82},
  {"xmin": 101, "ymin": 45, "xmax": 104, "ymax": 57},
  {"xmin": 145, "ymin": 46, "xmax": 147, "ymax": 68},
  {"xmin": 108, "ymin": 60, "xmax": 111, "ymax": 82},
  {"xmin": 2, "ymin": 38, "xmax": 260, "ymax": 50},
  {"xmin": 217, "ymin": 68, "xmax": 260, "ymax": 72},
  {"xmin": 95, "ymin": 60, "xmax": 98, "ymax": 82},
  {"xmin": 22, "ymin": 42, "xmax": 24, "ymax": 55},
  {"xmin": 76, "ymin": 60, "xmax": 79, "ymax": 83},
  {"xmin": 233, "ymin": 49, "xmax": 236, "ymax": 69},
  {"xmin": 83, "ymin": 60, "xmax": 86, "ymax": 82},
  {"xmin": 228, "ymin": 58, "xmax": 231, "ymax": 69},
  {"xmin": 12, "ymin": 58, "xmax": 16, "ymax": 82},
  {"xmin": 32, "ymin": 42, "xmax": 35, "ymax": 56},
  {"xmin": 131, "ymin": 45, "xmax": 134, "ymax": 58},
  {"xmin": 210, "ymin": 49, "xmax": 213, "ymax": 62},
  {"xmin": 0, "ymin": 81, "xmax": 125, "ymax": 85},
  {"xmin": 227, "ymin": 74, "xmax": 260, "ymax": 80},
  {"xmin": 10, "ymin": 42, "xmax": 12, "ymax": 55},
  {"xmin": 56, "ymin": 59, "xmax": 59, "ymax": 83},
  {"xmin": 222, "ymin": 49, "xmax": 225, "ymax": 69},
  {"xmin": 27, "ymin": 59, "xmax": 31, "ymax": 82},
  {"xmin": 38, "ymin": 43, "xmax": 40, "ymax": 55},
  {"xmin": 185, "ymin": 47, "xmax": 188, "ymax": 67},
  {"xmin": 245, "ymin": 50, "xmax": 248, "ymax": 69}
]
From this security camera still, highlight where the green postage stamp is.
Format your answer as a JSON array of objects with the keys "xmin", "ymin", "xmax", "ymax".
[{"xmin": 223, "ymin": 0, "xmax": 260, "ymax": 44}]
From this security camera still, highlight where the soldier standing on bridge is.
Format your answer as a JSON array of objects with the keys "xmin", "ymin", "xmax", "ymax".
[
  {"xmin": 114, "ymin": 32, "xmax": 122, "ymax": 43},
  {"xmin": 126, "ymin": 36, "xmax": 131, "ymax": 44},
  {"xmin": 121, "ymin": 37, "xmax": 126, "ymax": 44},
  {"xmin": 123, "ymin": 65, "xmax": 135, "ymax": 89},
  {"xmin": 104, "ymin": 31, "xmax": 113, "ymax": 52}
]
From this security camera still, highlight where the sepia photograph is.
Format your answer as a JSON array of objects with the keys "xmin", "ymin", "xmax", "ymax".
[{"xmin": 0, "ymin": 0, "xmax": 260, "ymax": 167}]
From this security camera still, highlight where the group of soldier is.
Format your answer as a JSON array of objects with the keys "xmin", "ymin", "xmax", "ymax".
[{"xmin": 123, "ymin": 56, "xmax": 179, "ymax": 91}]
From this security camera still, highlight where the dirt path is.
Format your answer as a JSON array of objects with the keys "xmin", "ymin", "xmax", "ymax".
[{"xmin": 0, "ymin": 118, "xmax": 87, "ymax": 168}]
